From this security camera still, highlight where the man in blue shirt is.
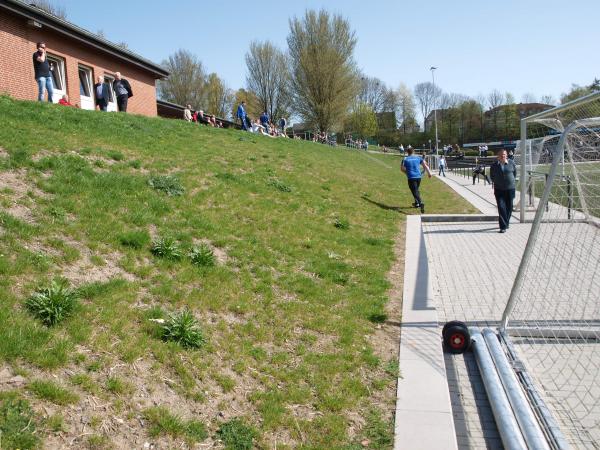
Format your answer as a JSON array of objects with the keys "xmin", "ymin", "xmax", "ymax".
[
  {"xmin": 401, "ymin": 146, "xmax": 432, "ymax": 213},
  {"xmin": 237, "ymin": 101, "xmax": 248, "ymax": 130},
  {"xmin": 260, "ymin": 111, "xmax": 270, "ymax": 134}
]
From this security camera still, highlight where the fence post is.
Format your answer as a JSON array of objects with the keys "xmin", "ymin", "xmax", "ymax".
[{"xmin": 567, "ymin": 176, "xmax": 572, "ymax": 220}]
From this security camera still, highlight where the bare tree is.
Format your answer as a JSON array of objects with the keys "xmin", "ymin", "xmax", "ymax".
[
  {"xmin": 521, "ymin": 92, "xmax": 538, "ymax": 103},
  {"xmin": 157, "ymin": 50, "xmax": 206, "ymax": 108},
  {"xmin": 357, "ymin": 76, "xmax": 390, "ymax": 113},
  {"xmin": 245, "ymin": 41, "xmax": 291, "ymax": 122},
  {"xmin": 30, "ymin": 0, "xmax": 66, "ymax": 19},
  {"xmin": 540, "ymin": 94, "xmax": 556, "ymax": 106},
  {"xmin": 287, "ymin": 9, "xmax": 359, "ymax": 132},
  {"xmin": 505, "ymin": 92, "xmax": 515, "ymax": 105},
  {"xmin": 396, "ymin": 83, "xmax": 417, "ymax": 133},
  {"xmin": 487, "ymin": 89, "xmax": 505, "ymax": 110},
  {"xmin": 205, "ymin": 73, "xmax": 234, "ymax": 119},
  {"xmin": 414, "ymin": 81, "xmax": 442, "ymax": 129}
]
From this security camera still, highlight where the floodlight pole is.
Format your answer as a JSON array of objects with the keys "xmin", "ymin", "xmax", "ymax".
[{"xmin": 430, "ymin": 66, "xmax": 439, "ymax": 156}]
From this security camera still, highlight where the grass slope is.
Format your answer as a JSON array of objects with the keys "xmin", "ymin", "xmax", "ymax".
[{"xmin": 0, "ymin": 96, "xmax": 474, "ymax": 449}]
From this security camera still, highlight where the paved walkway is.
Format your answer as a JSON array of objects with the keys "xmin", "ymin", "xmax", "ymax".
[{"xmin": 395, "ymin": 171, "xmax": 529, "ymax": 450}]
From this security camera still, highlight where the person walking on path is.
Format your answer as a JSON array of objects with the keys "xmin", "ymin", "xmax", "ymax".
[
  {"xmin": 237, "ymin": 101, "xmax": 248, "ymax": 130},
  {"xmin": 401, "ymin": 146, "xmax": 432, "ymax": 213},
  {"xmin": 438, "ymin": 155, "xmax": 447, "ymax": 177},
  {"xmin": 490, "ymin": 149, "xmax": 517, "ymax": 233},
  {"xmin": 113, "ymin": 72, "xmax": 133, "ymax": 112},
  {"xmin": 33, "ymin": 42, "xmax": 53, "ymax": 102}
]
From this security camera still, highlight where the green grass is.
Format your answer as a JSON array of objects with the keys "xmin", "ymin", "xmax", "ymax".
[
  {"xmin": 143, "ymin": 406, "xmax": 208, "ymax": 442},
  {"xmin": 0, "ymin": 392, "xmax": 39, "ymax": 449},
  {"xmin": 0, "ymin": 96, "xmax": 475, "ymax": 448},
  {"xmin": 28, "ymin": 379, "xmax": 79, "ymax": 405}
]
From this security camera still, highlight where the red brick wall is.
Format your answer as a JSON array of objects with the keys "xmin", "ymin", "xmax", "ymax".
[{"xmin": 0, "ymin": 9, "xmax": 158, "ymax": 116}]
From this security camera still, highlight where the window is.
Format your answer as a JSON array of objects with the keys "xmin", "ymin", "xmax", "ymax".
[
  {"xmin": 46, "ymin": 54, "xmax": 65, "ymax": 91},
  {"xmin": 78, "ymin": 65, "xmax": 92, "ymax": 97}
]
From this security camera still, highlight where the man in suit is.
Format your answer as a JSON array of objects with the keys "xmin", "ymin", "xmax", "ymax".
[
  {"xmin": 490, "ymin": 149, "xmax": 517, "ymax": 233},
  {"xmin": 113, "ymin": 72, "xmax": 133, "ymax": 112},
  {"xmin": 94, "ymin": 75, "xmax": 110, "ymax": 111}
]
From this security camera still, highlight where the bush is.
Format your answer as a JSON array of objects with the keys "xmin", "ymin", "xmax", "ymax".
[
  {"xmin": 0, "ymin": 394, "xmax": 39, "ymax": 449},
  {"xmin": 151, "ymin": 237, "xmax": 182, "ymax": 260},
  {"xmin": 267, "ymin": 178, "xmax": 292, "ymax": 192},
  {"xmin": 334, "ymin": 217, "xmax": 349, "ymax": 229},
  {"xmin": 149, "ymin": 175, "xmax": 185, "ymax": 196},
  {"xmin": 25, "ymin": 280, "xmax": 78, "ymax": 326},
  {"xmin": 189, "ymin": 244, "xmax": 215, "ymax": 267},
  {"xmin": 162, "ymin": 310, "xmax": 205, "ymax": 349},
  {"xmin": 216, "ymin": 418, "xmax": 256, "ymax": 450}
]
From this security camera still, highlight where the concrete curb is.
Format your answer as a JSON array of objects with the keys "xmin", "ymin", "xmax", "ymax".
[{"xmin": 394, "ymin": 215, "xmax": 458, "ymax": 450}]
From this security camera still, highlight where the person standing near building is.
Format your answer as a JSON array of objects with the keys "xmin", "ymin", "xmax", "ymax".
[
  {"xmin": 490, "ymin": 149, "xmax": 517, "ymax": 233},
  {"xmin": 94, "ymin": 75, "xmax": 110, "ymax": 111},
  {"xmin": 32, "ymin": 42, "xmax": 53, "ymax": 102},
  {"xmin": 237, "ymin": 101, "xmax": 247, "ymax": 130},
  {"xmin": 401, "ymin": 146, "xmax": 432, "ymax": 213},
  {"xmin": 438, "ymin": 155, "xmax": 447, "ymax": 177},
  {"xmin": 113, "ymin": 72, "xmax": 133, "ymax": 112},
  {"xmin": 183, "ymin": 104, "xmax": 192, "ymax": 122}
]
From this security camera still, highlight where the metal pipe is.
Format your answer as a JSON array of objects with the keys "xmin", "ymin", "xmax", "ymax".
[
  {"xmin": 483, "ymin": 328, "xmax": 550, "ymax": 450},
  {"xmin": 499, "ymin": 331, "xmax": 571, "ymax": 450},
  {"xmin": 469, "ymin": 328, "xmax": 527, "ymax": 450},
  {"xmin": 520, "ymin": 119, "xmax": 527, "ymax": 222}
]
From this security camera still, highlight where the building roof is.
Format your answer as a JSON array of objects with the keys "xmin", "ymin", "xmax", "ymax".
[{"xmin": 0, "ymin": 0, "xmax": 169, "ymax": 78}]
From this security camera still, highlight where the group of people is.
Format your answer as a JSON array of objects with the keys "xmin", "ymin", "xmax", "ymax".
[
  {"xmin": 183, "ymin": 106, "xmax": 224, "ymax": 128},
  {"xmin": 478, "ymin": 144, "xmax": 490, "ymax": 157},
  {"xmin": 236, "ymin": 102, "xmax": 288, "ymax": 138},
  {"xmin": 401, "ymin": 148, "xmax": 517, "ymax": 233},
  {"xmin": 34, "ymin": 41, "xmax": 133, "ymax": 112}
]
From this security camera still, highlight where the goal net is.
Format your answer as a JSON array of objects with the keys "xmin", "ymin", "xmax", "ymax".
[{"xmin": 501, "ymin": 92, "xmax": 600, "ymax": 449}]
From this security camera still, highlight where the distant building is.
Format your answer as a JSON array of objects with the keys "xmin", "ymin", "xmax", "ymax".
[
  {"xmin": 0, "ymin": 0, "xmax": 168, "ymax": 115},
  {"xmin": 484, "ymin": 103, "xmax": 554, "ymax": 121},
  {"xmin": 375, "ymin": 111, "xmax": 397, "ymax": 130},
  {"xmin": 424, "ymin": 108, "xmax": 452, "ymax": 133}
]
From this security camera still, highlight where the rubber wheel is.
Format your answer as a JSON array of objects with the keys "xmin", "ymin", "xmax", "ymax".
[
  {"xmin": 442, "ymin": 320, "xmax": 468, "ymax": 337},
  {"xmin": 443, "ymin": 325, "xmax": 471, "ymax": 354}
]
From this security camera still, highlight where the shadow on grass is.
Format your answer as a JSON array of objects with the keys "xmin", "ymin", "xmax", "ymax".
[{"xmin": 361, "ymin": 196, "xmax": 410, "ymax": 214}]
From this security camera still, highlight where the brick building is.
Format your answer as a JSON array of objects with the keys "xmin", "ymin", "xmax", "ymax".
[{"xmin": 0, "ymin": 0, "xmax": 168, "ymax": 116}]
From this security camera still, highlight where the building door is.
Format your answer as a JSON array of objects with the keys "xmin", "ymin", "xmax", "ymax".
[
  {"xmin": 78, "ymin": 65, "xmax": 94, "ymax": 110},
  {"xmin": 104, "ymin": 75, "xmax": 117, "ymax": 112},
  {"xmin": 46, "ymin": 54, "xmax": 66, "ymax": 103}
]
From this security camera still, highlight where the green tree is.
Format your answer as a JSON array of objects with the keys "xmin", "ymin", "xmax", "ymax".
[
  {"xmin": 345, "ymin": 103, "xmax": 378, "ymax": 139},
  {"xmin": 205, "ymin": 73, "xmax": 234, "ymax": 119},
  {"xmin": 560, "ymin": 79, "xmax": 599, "ymax": 104},
  {"xmin": 157, "ymin": 49, "xmax": 206, "ymax": 108},
  {"xmin": 287, "ymin": 10, "xmax": 359, "ymax": 132},
  {"xmin": 231, "ymin": 89, "xmax": 261, "ymax": 122},
  {"xmin": 245, "ymin": 41, "xmax": 291, "ymax": 122}
]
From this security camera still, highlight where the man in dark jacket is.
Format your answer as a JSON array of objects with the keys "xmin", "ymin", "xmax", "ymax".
[
  {"xmin": 490, "ymin": 149, "xmax": 517, "ymax": 233},
  {"xmin": 113, "ymin": 72, "xmax": 133, "ymax": 112},
  {"xmin": 94, "ymin": 75, "xmax": 110, "ymax": 111}
]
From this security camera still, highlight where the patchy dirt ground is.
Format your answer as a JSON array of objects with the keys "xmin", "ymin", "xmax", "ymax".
[{"xmin": 0, "ymin": 169, "xmax": 48, "ymax": 223}]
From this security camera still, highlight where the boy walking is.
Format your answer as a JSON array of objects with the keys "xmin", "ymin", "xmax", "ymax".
[{"xmin": 401, "ymin": 146, "xmax": 432, "ymax": 213}]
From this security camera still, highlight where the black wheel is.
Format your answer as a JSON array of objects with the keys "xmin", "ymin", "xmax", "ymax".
[
  {"xmin": 442, "ymin": 320, "xmax": 468, "ymax": 337},
  {"xmin": 443, "ymin": 325, "xmax": 471, "ymax": 354}
]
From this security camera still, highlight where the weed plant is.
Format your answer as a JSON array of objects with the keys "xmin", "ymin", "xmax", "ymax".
[
  {"xmin": 148, "ymin": 175, "xmax": 185, "ymax": 196},
  {"xmin": 189, "ymin": 244, "xmax": 215, "ymax": 267},
  {"xmin": 216, "ymin": 418, "xmax": 256, "ymax": 450},
  {"xmin": 267, "ymin": 178, "xmax": 292, "ymax": 192},
  {"xmin": 334, "ymin": 217, "xmax": 350, "ymax": 229},
  {"xmin": 151, "ymin": 237, "xmax": 182, "ymax": 260},
  {"xmin": 25, "ymin": 280, "xmax": 78, "ymax": 326},
  {"xmin": 161, "ymin": 310, "xmax": 205, "ymax": 349}
]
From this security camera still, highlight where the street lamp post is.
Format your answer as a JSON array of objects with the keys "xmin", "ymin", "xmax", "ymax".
[{"xmin": 430, "ymin": 66, "xmax": 439, "ymax": 156}]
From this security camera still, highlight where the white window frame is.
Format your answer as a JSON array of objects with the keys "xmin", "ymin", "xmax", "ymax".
[
  {"xmin": 103, "ymin": 74, "xmax": 117, "ymax": 112},
  {"xmin": 46, "ymin": 54, "xmax": 66, "ymax": 103},
  {"xmin": 78, "ymin": 64, "xmax": 94, "ymax": 110}
]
